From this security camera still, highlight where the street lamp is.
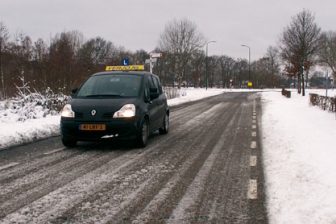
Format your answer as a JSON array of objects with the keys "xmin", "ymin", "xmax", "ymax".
[
  {"xmin": 205, "ymin": 40, "xmax": 216, "ymax": 90},
  {"xmin": 241, "ymin": 44, "xmax": 251, "ymax": 86}
]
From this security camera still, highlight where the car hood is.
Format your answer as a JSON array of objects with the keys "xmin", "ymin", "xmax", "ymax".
[{"xmin": 70, "ymin": 97, "xmax": 138, "ymax": 120}]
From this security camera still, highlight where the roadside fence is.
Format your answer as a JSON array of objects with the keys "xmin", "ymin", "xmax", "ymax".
[{"xmin": 309, "ymin": 93, "xmax": 336, "ymax": 113}]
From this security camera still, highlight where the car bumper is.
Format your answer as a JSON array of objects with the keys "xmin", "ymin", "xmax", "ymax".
[{"xmin": 61, "ymin": 117, "xmax": 141, "ymax": 141}]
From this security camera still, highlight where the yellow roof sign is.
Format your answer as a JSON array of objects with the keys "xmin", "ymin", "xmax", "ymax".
[{"xmin": 105, "ymin": 65, "xmax": 145, "ymax": 71}]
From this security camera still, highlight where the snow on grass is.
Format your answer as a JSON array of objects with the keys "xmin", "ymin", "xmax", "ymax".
[
  {"xmin": 0, "ymin": 116, "xmax": 60, "ymax": 149},
  {"xmin": 167, "ymin": 88, "xmax": 225, "ymax": 106},
  {"xmin": 167, "ymin": 87, "xmax": 257, "ymax": 106},
  {"xmin": 261, "ymin": 89, "xmax": 336, "ymax": 224}
]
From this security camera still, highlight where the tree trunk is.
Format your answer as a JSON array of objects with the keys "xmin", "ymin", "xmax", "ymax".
[
  {"xmin": 297, "ymin": 73, "xmax": 301, "ymax": 94},
  {"xmin": 301, "ymin": 72, "xmax": 305, "ymax": 96}
]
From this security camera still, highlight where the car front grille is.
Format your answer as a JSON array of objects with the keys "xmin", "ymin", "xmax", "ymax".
[{"xmin": 74, "ymin": 112, "xmax": 114, "ymax": 120}]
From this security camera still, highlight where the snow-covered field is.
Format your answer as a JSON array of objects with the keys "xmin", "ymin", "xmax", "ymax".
[
  {"xmin": 1, "ymin": 88, "xmax": 336, "ymax": 223},
  {"xmin": 262, "ymin": 89, "xmax": 336, "ymax": 224}
]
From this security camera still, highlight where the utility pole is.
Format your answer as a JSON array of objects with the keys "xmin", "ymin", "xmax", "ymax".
[
  {"xmin": 241, "ymin": 44, "xmax": 251, "ymax": 88},
  {"xmin": 0, "ymin": 40, "xmax": 4, "ymax": 98},
  {"xmin": 325, "ymin": 70, "xmax": 328, "ymax": 97},
  {"xmin": 205, "ymin": 41, "xmax": 216, "ymax": 90}
]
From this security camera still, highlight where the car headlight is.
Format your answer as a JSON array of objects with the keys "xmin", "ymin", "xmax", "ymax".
[
  {"xmin": 61, "ymin": 104, "xmax": 75, "ymax": 118},
  {"xmin": 113, "ymin": 104, "xmax": 136, "ymax": 118}
]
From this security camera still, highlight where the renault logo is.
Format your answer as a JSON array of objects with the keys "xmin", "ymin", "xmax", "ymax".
[{"xmin": 91, "ymin": 110, "xmax": 97, "ymax": 116}]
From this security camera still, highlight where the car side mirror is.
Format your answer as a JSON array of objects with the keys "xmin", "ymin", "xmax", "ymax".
[
  {"xmin": 71, "ymin": 88, "xmax": 78, "ymax": 96},
  {"xmin": 149, "ymin": 87, "xmax": 159, "ymax": 100}
]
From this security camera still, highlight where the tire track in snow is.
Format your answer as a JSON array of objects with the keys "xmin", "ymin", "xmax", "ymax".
[
  {"xmin": 166, "ymin": 105, "xmax": 241, "ymax": 223},
  {"xmin": 47, "ymin": 103, "xmax": 232, "ymax": 224}
]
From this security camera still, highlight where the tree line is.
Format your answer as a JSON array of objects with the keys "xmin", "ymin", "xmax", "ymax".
[{"xmin": 0, "ymin": 9, "xmax": 335, "ymax": 99}]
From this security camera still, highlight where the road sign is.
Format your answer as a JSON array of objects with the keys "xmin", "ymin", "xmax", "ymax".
[
  {"xmin": 122, "ymin": 58, "xmax": 129, "ymax": 66},
  {"xmin": 149, "ymin": 52, "xmax": 162, "ymax": 58},
  {"xmin": 145, "ymin": 58, "xmax": 157, "ymax": 64}
]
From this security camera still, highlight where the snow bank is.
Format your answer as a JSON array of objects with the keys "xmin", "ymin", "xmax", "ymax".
[
  {"xmin": 0, "ymin": 116, "xmax": 60, "ymax": 149},
  {"xmin": 167, "ymin": 88, "xmax": 225, "ymax": 106},
  {"xmin": 261, "ymin": 90, "xmax": 336, "ymax": 224}
]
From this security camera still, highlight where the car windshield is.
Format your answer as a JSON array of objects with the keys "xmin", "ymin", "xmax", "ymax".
[{"xmin": 76, "ymin": 74, "xmax": 142, "ymax": 97}]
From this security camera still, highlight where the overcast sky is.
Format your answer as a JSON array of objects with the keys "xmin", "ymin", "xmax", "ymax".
[{"xmin": 1, "ymin": 0, "xmax": 335, "ymax": 61}]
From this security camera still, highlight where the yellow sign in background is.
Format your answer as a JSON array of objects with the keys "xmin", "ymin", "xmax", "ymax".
[{"xmin": 105, "ymin": 65, "xmax": 144, "ymax": 71}]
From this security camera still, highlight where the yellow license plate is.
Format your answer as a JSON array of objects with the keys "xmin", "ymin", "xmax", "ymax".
[{"xmin": 80, "ymin": 124, "xmax": 106, "ymax": 131}]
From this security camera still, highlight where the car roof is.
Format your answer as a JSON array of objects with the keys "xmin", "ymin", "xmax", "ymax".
[{"xmin": 91, "ymin": 71, "xmax": 156, "ymax": 77}]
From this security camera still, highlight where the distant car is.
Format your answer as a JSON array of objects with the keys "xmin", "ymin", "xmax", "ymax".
[{"xmin": 60, "ymin": 70, "xmax": 169, "ymax": 147}]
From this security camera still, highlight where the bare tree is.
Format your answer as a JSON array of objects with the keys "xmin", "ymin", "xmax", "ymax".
[
  {"xmin": 265, "ymin": 46, "xmax": 280, "ymax": 75},
  {"xmin": 159, "ymin": 19, "xmax": 205, "ymax": 88},
  {"xmin": 280, "ymin": 9, "xmax": 321, "ymax": 96},
  {"xmin": 33, "ymin": 38, "xmax": 49, "ymax": 89},
  {"xmin": 49, "ymin": 31, "xmax": 84, "ymax": 91},
  {"xmin": 318, "ymin": 31, "xmax": 336, "ymax": 79},
  {"xmin": 0, "ymin": 22, "xmax": 9, "ymax": 98},
  {"xmin": 218, "ymin": 55, "xmax": 235, "ymax": 88},
  {"xmin": 78, "ymin": 37, "xmax": 115, "ymax": 70}
]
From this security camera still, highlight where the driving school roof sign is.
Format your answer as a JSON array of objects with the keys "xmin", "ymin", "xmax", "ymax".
[{"xmin": 105, "ymin": 65, "xmax": 144, "ymax": 71}]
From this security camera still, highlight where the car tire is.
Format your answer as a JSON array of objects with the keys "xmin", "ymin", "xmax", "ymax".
[
  {"xmin": 62, "ymin": 137, "xmax": 77, "ymax": 147},
  {"xmin": 137, "ymin": 118, "xmax": 149, "ymax": 147},
  {"xmin": 159, "ymin": 113, "xmax": 169, "ymax": 134}
]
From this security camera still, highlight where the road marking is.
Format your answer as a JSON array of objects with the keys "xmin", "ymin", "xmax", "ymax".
[
  {"xmin": 252, "ymin": 132, "xmax": 257, "ymax": 137},
  {"xmin": 250, "ymin": 141, "xmax": 257, "ymax": 149},
  {"xmin": 252, "ymin": 115, "xmax": 256, "ymax": 119},
  {"xmin": 250, "ymin": 156, "xmax": 257, "ymax": 167},
  {"xmin": 43, "ymin": 147, "xmax": 65, "ymax": 155},
  {"xmin": 0, "ymin": 162, "xmax": 19, "ymax": 171},
  {"xmin": 248, "ymin": 179, "xmax": 258, "ymax": 199},
  {"xmin": 252, "ymin": 125, "xmax": 256, "ymax": 129},
  {"xmin": 252, "ymin": 120, "xmax": 256, "ymax": 124}
]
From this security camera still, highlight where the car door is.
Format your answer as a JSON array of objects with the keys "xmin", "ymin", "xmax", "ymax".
[
  {"xmin": 151, "ymin": 75, "xmax": 166, "ymax": 129},
  {"xmin": 145, "ymin": 75, "xmax": 160, "ymax": 131}
]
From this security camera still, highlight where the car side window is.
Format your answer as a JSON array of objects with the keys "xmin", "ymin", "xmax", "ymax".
[
  {"xmin": 152, "ymin": 76, "xmax": 162, "ymax": 94},
  {"xmin": 156, "ymin": 77, "xmax": 163, "ymax": 94},
  {"xmin": 147, "ymin": 76, "xmax": 154, "ymax": 88},
  {"xmin": 144, "ymin": 77, "xmax": 150, "ymax": 100}
]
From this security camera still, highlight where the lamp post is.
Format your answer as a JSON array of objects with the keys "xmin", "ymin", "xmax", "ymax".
[
  {"xmin": 241, "ymin": 44, "xmax": 251, "ymax": 87},
  {"xmin": 205, "ymin": 41, "xmax": 216, "ymax": 90}
]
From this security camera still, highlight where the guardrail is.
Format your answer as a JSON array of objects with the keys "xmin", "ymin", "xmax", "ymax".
[
  {"xmin": 309, "ymin": 93, "xmax": 336, "ymax": 112},
  {"xmin": 281, "ymin": 88, "xmax": 291, "ymax": 98}
]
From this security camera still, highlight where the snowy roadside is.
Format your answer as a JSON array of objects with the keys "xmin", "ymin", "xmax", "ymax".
[
  {"xmin": 261, "ymin": 89, "xmax": 336, "ymax": 224},
  {"xmin": 0, "ymin": 88, "xmax": 229, "ymax": 150}
]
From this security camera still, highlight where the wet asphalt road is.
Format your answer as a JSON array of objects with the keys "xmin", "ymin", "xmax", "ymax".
[{"xmin": 0, "ymin": 92, "xmax": 268, "ymax": 224}]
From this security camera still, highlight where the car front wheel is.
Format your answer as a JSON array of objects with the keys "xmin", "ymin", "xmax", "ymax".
[
  {"xmin": 137, "ymin": 119, "xmax": 149, "ymax": 147},
  {"xmin": 159, "ymin": 113, "xmax": 169, "ymax": 134}
]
